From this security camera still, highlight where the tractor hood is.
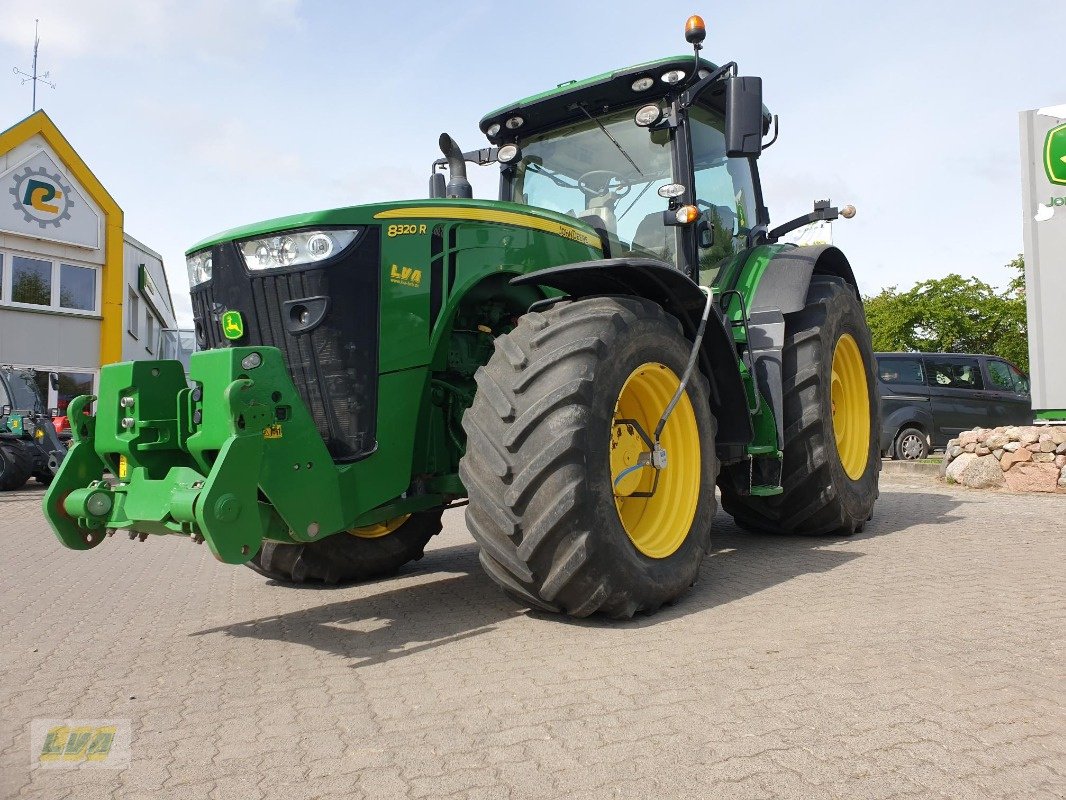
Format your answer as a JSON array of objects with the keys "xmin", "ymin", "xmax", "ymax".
[{"xmin": 186, "ymin": 199, "xmax": 603, "ymax": 255}]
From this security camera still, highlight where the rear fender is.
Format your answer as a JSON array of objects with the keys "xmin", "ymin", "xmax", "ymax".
[{"xmin": 511, "ymin": 258, "xmax": 753, "ymax": 448}]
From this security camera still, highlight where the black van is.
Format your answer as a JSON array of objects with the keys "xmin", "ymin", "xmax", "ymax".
[{"xmin": 875, "ymin": 352, "xmax": 1031, "ymax": 460}]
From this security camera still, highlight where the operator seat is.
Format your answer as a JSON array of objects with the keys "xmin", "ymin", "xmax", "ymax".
[{"xmin": 629, "ymin": 211, "xmax": 674, "ymax": 263}]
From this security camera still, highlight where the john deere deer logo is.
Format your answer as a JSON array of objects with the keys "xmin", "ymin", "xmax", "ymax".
[
  {"xmin": 1045, "ymin": 123, "xmax": 1066, "ymax": 186},
  {"xmin": 221, "ymin": 310, "xmax": 244, "ymax": 341}
]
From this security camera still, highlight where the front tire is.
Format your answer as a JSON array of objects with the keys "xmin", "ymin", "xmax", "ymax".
[
  {"xmin": 460, "ymin": 296, "xmax": 718, "ymax": 619},
  {"xmin": 720, "ymin": 277, "xmax": 880, "ymax": 535},
  {"xmin": 247, "ymin": 511, "xmax": 443, "ymax": 585}
]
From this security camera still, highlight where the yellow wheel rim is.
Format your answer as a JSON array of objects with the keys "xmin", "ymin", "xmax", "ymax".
[
  {"xmin": 610, "ymin": 363, "xmax": 701, "ymax": 559},
  {"xmin": 830, "ymin": 333, "xmax": 871, "ymax": 480},
  {"xmin": 349, "ymin": 514, "xmax": 410, "ymax": 539}
]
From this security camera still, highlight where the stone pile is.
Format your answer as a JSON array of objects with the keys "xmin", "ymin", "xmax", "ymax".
[{"xmin": 941, "ymin": 425, "xmax": 1066, "ymax": 492}]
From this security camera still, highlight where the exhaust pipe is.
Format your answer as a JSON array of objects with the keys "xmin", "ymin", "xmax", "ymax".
[{"xmin": 438, "ymin": 133, "xmax": 473, "ymax": 199}]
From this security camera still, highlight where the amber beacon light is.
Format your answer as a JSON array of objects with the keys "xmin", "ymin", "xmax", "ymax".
[{"xmin": 685, "ymin": 15, "xmax": 706, "ymax": 45}]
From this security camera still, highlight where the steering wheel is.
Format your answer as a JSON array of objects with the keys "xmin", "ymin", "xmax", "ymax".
[{"xmin": 577, "ymin": 170, "xmax": 632, "ymax": 199}]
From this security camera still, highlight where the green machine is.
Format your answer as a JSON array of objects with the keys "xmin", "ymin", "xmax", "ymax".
[
  {"xmin": 1, "ymin": 366, "xmax": 67, "ymax": 490},
  {"xmin": 43, "ymin": 16, "xmax": 880, "ymax": 618}
]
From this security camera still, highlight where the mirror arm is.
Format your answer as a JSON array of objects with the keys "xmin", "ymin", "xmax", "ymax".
[
  {"xmin": 679, "ymin": 62, "xmax": 737, "ymax": 110},
  {"xmin": 762, "ymin": 115, "xmax": 780, "ymax": 150},
  {"xmin": 767, "ymin": 200, "xmax": 841, "ymax": 243}
]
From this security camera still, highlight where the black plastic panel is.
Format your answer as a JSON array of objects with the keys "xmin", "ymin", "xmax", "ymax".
[{"xmin": 191, "ymin": 229, "xmax": 380, "ymax": 461}]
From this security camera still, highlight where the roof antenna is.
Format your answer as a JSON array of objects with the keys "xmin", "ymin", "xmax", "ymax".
[{"xmin": 13, "ymin": 19, "xmax": 55, "ymax": 113}]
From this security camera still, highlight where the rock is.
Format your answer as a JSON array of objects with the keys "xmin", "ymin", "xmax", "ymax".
[
  {"xmin": 964, "ymin": 443, "xmax": 977, "ymax": 453},
  {"xmin": 1060, "ymin": 465, "xmax": 1066, "ymax": 487},
  {"xmin": 1056, "ymin": 442, "xmax": 1066, "ymax": 455},
  {"xmin": 1000, "ymin": 449, "xmax": 1032, "ymax": 471},
  {"xmin": 959, "ymin": 456, "xmax": 1006, "ymax": 489},
  {"xmin": 1004, "ymin": 462, "xmax": 1060, "ymax": 493},
  {"xmin": 976, "ymin": 446, "xmax": 991, "ymax": 456},
  {"xmin": 1026, "ymin": 444, "xmax": 1042, "ymax": 453},
  {"xmin": 1049, "ymin": 428, "xmax": 1066, "ymax": 445},
  {"xmin": 1033, "ymin": 452, "xmax": 1056, "ymax": 463},
  {"xmin": 1003, "ymin": 442, "xmax": 1022, "ymax": 453},
  {"xmin": 1055, "ymin": 455, "xmax": 1066, "ymax": 468},
  {"xmin": 958, "ymin": 431, "xmax": 979, "ymax": 446},
  {"xmin": 948, "ymin": 445, "xmax": 963, "ymax": 459},
  {"xmin": 1039, "ymin": 440, "xmax": 1057, "ymax": 453},
  {"xmin": 977, "ymin": 430, "xmax": 989, "ymax": 444},
  {"xmin": 1038, "ymin": 432, "xmax": 1053, "ymax": 443},
  {"xmin": 1003, "ymin": 426, "xmax": 1022, "ymax": 440},
  {"xmin": 1019, "ymin": 429, "xmax": 1039, "ymax": 445},
  {"xmin": 993, "ymin": 449, "xmax": 1005, "ymax": 459},
  {"xmin": 945, "ymin": 453, "xmax": 977, "ymax": 483},
  {"xmin": 985, "ymin": 432, "xmax": 1010, "ymax": 450}
]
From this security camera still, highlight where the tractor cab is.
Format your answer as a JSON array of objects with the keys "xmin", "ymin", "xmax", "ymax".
[{"xmin": 477, "ymin": 28, "xmax": 771, "ymax": 285}]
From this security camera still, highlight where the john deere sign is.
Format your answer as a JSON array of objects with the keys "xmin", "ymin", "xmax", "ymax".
[
  {"xmin": 1045, "ymin": 123, "xmax": 1066, "ymax": 186},
  {"xmin": 1020, "ymin": 105, "xmax": 1066, "ymax": 421}
]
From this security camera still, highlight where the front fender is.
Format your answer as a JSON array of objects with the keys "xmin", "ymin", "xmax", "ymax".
[{"xmin": 511, "ymin": 258, "xmax": 753, "ymax": 448}]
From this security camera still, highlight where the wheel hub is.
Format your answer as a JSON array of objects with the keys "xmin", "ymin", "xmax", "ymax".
[{"xmin": 830, "ymin": 333, "xmax": 871, "ymax": 480}]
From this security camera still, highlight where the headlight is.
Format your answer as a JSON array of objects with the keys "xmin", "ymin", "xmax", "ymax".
[
  {"xmin": 238, "ymin": 229, "xmax": 360, "ymax": 271},
  {"xmin": 186, "ymin": 250, "xmax": 213, "ymax": 287}
]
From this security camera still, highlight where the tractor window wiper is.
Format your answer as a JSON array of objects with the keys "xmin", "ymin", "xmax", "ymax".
[
  {"xmin": 527, "ymin": 162, "xmax": 580, "ymax": 190},
  {"xmin": 577, "ymin": 105, "xmax": 644, "ymax": 178}
]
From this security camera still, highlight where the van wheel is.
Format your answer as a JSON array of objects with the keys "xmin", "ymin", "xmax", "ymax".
[{"xmin": 894, "ymin": 428, "xmax": 928, "ymax": 460}]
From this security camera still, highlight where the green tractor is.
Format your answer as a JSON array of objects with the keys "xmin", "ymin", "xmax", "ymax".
[
  {"xmin": 2, "ymin": 366, "xmax": 67, "ymax": 490},
  {"xmin": 43, "ymin": 16, "xmax": 880, "ymax": 618}
]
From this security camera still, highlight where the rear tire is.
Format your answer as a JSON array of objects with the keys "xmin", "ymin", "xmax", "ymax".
[
  {"xmin": 460, "ymin": 296, "xmax": 718, "ymax": 619},
  {"xmin": 719, "ymin": 277, "xmax": 880, "ymax": 535},
  {"xmin": 893, "ymin": 427, "xmax": 928, "ymax": 460},
  {"xmin": 0, "ymin": 441, "xmax": 33, "ymax": 491},
  {"xmin": 246, "ymin": 510, "xmax": 443, "ymax": 585}
]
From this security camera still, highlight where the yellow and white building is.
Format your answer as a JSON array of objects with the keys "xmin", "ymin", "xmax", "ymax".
[{"xmin": 0, "ymin": 110, "xmax": 176, "ymax": 411}]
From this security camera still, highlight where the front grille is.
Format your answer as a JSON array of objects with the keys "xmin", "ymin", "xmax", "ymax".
[{"xmin": 191, "ymin": 229, "xmax": 380, "ymax": 461}]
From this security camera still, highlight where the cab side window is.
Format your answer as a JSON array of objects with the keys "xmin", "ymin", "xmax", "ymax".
[
  {"xmin": 926, "ymin": 358, "xmax": 984, "ymax": 390},
  {"xmin": 688, "ymin": 105, "xmax": 759, "ymax": 283}
]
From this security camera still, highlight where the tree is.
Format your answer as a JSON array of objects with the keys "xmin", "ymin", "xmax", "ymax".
[{"xmin": 863, "ymin": 255, "xmax": 1029, "ymax": 373}]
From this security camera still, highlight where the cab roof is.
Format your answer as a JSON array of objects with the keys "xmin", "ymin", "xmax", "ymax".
[{"xmin": 479, "ymin": 55, "xmax": 771, "ymax": 142}]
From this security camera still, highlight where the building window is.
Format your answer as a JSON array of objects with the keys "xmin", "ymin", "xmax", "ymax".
[
  {"xmin": 12, "ymin": 255, "xmax": 53, "ymax": 306},
  {"xmin": 145, "ymin": 310, "xmax": 155, "ymax": 353},
  {"xmin": 0, "ymin": 250, "xmax": 99, "ymax": 314},
  {"xmin": 128, "ymin": 287, "xmax": 139, "ymax": 338},
  {"xmin": 59, "ymin": 263, "xmax": 96, "ymax": 311}
]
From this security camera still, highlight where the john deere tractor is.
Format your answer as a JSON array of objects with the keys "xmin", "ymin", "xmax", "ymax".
[
  {"xmin": 2, "ymin": 366, "xmax": 67, "ymax": 490},
  {"xmin": 43, "ymin": 16, "xmax": 880, "ymax": 618}
]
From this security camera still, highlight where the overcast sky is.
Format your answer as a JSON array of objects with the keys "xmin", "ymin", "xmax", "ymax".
[{"xmin": 1, "ymin": 1, "xmax": 1062, "ymax": 326}]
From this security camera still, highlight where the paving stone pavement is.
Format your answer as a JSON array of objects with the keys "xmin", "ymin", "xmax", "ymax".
[{"xmin": 1, "ymin": 475, "xmax": 1063, "ymax": 800}]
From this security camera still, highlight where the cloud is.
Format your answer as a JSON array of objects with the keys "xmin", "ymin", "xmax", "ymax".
[{"xmin": 0, "ymin": 0, "xmax": 302, "ymax": 64}]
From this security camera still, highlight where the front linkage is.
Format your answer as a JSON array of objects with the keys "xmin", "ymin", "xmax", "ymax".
[{"xmin": 44, "ymin": 347, "xmax": 354, "ymax": 564}]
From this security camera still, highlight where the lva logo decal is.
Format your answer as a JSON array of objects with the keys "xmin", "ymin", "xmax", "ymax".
[
  {"xmin": 1045, "ymin": 123, "xmax": 1066, "ymax": 186},
  {"xmin": 9, "ymin": 165, "xmax": 73, "ymax": 228}
]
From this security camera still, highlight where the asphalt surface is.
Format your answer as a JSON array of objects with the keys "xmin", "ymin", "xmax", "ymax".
[{"xmin": 1, "ymin": 475, "xmax": 1063, "ymax": 799}]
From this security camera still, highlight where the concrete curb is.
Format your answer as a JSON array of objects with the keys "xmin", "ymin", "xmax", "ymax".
[{"xmin": 880, "ymin": 459, "xmax": 942, "ymax": 477}]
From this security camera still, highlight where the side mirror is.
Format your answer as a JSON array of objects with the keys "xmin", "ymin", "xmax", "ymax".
[
  {"xmin": 724, "ymin": 76, "xmax": 764, "ymax": 158},
  {"xmin": 697, "ymin": 218, "xmax": 714, "ymax": 249},
  {"xmin": 49, "ymin": 372, "xmax": 59, "ymax": 391}
]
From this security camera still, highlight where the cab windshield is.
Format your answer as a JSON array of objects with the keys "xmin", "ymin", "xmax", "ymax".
[
  {"xmin": 3, "ymin": 370, "xmax": 43, "ymax": 413},
  {"xmin": 509, "ymin": 108, "xmax": 678, "ymax": 265}
]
